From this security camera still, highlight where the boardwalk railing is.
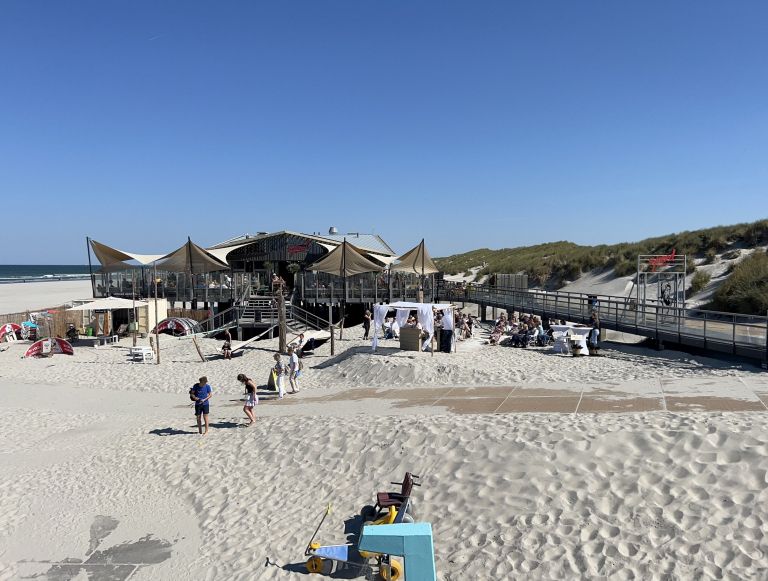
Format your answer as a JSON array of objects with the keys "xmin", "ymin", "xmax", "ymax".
[{"xmin": 440, "ymin": 283, "xmax": 768, "ymax": 362}]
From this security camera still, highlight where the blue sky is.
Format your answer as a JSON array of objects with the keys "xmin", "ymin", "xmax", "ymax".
[{"xmin": 1, "ymin": 1, "xmax": 767, "ymax": 263}]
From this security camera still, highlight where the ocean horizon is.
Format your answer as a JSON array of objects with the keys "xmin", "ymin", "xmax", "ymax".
[{"xmin": 0, "ymin": 265, "xmax": 92, "ymax": 283}]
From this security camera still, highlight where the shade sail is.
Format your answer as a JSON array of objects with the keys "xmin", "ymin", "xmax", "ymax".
[
  {"xmin": 69, "ymin": 297, "xmax": 148, "ymax": 311},
  {"xmin": 90, "ymin": 239, "xmax": 166, "ymax": 271},
  {"xmin": 391, "ymin": 239, "xmax": 440, "ymax": 275},
  {"xmin": 368, "ymin": 252, "xmax": 399, "ymax": 266},
  {"xmin": 307, "ymin": 240, "xmax": 384, "ymax": 277},
  {"xmin": 204, "ymin": 240, "xmax": 255, "ymax": 264},
  {"xmin": 158, "ymin": 238, "xmax": 229, "ymax": 274}
]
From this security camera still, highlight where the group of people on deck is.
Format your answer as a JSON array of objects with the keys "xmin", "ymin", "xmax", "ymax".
[{"xmin": 488, "ymin": 310, "xmax": 601, "ymax": 353}]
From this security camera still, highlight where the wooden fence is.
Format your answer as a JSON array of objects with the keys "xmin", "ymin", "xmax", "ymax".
[
  {"xmin": 0, "ymin": 306, "xmax": 81, "ymax": 339},
  {"xmin": 167, "ymin": 308, "xmax": 212, "ymax": 322}
]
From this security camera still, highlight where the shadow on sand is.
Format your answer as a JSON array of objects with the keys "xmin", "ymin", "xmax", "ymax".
[
  {"xmin": 148, "ymin": 427, "xmax": 197, "ymax": 436},
  {"xmin": 275, "ymin": 510, "xmax": 372, "ymax": 578}
]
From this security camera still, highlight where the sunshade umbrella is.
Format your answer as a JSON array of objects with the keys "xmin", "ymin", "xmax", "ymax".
[
  {"xmin": 307, "ymin": 240, "xmax": 384, "ymax": 338},
  {"xmin": 69, "ymin": 297, "xmax": 149, "ymax": 336},
  {"xmin": 68, "ymin": 297, "xmax": 149, "ymax": 311}
]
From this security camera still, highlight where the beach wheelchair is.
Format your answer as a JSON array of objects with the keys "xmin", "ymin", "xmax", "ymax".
[{"xmin": 304, "ymin": 473, "xmax": 421, "ymax": 580}]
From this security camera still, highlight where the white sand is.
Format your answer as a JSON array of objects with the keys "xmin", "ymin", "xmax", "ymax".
[
  {"xmin": 2, "ymin": 322, "xmax": 768, "ymax": 579},
  {"xmin": 0, "ymin": 280, "xmax": 93, "ymax": 314}
]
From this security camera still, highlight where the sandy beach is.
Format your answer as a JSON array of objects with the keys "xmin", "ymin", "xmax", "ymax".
[
  {"xmin": 1, "ymin": 307, "xmax": 768, "ymax": 580},
  {"xmin": 0, "ymin": 280, "xmax": 93, "ymax": 315}
]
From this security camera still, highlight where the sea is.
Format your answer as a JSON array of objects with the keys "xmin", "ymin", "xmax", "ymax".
[{"xmin": 0, "ymin": 265, "xmax": 92, "ymax": 284}]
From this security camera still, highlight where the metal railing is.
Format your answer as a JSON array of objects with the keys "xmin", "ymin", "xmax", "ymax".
[
  {"xmin": 440, "ymin": 282, "xmax": 768, "ymax": 361},
  {"xmin": 300, "ymin": 284, "xmax": 431, "ymax": 303},
  {"xmin": 288, "ymin": 303, "xmax": 339, "ymax": 331}
]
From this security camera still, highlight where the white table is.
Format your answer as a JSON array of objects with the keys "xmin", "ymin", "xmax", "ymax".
[
  {"xmin": 130, "ymin": 346, "xmax": 155, "ymax": 362},
  {"xmin": 550, "ymin": 325, "xmax": 593, "ymax": 356}
]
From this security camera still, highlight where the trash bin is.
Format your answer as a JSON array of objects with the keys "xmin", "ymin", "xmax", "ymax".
[{"xmin": 85, "ymin": 327, "xmax": 94, "ymax": 337}]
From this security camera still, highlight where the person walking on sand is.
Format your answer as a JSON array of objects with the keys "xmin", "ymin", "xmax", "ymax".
[
  {"xmin": 273, "ymin": 353, "xmax": 286, "ymax": 399},
  {"xmin": 363, "ymin": 309, "xmax": 371, "ymax": 340},
  {"xmin": 237, "ymin": 373, "xmax": 258, "ymax": 425},
  {"xmin": 190, "ymin": 376, "xmax": 212, "ymax": 435},
  {"xmin": 287, "ymin": 345, "xmax": 300, "ymax": 394},
  {"xmin": 222, "ymin": 329, "xmax": 232, "ymax": 360}
]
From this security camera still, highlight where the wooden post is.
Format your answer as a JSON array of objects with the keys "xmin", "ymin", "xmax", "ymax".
[
  {"xmin": 330, "ymin": 324, "xmax": 335, "ymax": 356},
  {"xmin": 277, "ymin": 290, "xmax": 287, "ymax": 353},
  {"xmin": 154, "ymin": 262, "xmax": 161, "ymax": 364},
  {"xmin": 132, "ymin": 269, "xmax": 137, "ymax": 347},
  {"xmin": 763, "ymin": 310, "xmax": 768, "ymax": 370},
  {"xmin": 86, "ymin": 236, "xmax": 96, "ymax": 298}
]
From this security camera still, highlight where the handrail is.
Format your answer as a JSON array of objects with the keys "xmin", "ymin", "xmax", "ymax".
[
  {"xmin": 197, "ymin": 303, "xmax": 244, "ymax": 334},
  {"xmin": 289, "ymin": 303, "xmax": 341, "ymax": 330},
  {"xmin": 439, "ymin": 281, "xmax": 768, "ymax": 360}
]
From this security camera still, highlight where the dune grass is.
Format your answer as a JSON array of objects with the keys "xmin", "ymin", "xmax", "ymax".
[{"xmin": 436, "ymin": 219, "xmax": 768, "ymax": 314}]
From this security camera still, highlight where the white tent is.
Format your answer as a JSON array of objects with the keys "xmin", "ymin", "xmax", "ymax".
[{"xmin": 372, "ymin": 301, "xmax": 454, "ymax": 352}]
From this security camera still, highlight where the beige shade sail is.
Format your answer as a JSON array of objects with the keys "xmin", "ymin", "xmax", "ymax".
[
  {"xmin": 90, "ymin": 239, "xmax": 166, "ymax": 272},
  {"xmin": 391, "ymin": 239, "xmax": 440, "ymax": 275},
  {"xmin": 307, "ymin": 240, "xmax": 384, "ymax": 277},
  {"xmin": 158, "ymin": 238, "xmax": 229, "ymax": 274}
]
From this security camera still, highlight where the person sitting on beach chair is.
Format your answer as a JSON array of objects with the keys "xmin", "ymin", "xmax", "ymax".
[
  {"xmin": 510, "ymin": 324, "xmax": 529, "ymax": 347},
  {"xmin": 299, "ymin": 336, "xmax": 317, "ymax": 356}
]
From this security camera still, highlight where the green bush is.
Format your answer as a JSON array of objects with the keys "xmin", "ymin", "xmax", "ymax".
[
  {"xmin": 689, "ymin": 269, "xmax": 711, "ymax": 295},
  {"xmin": 704, "ymin": 249, "xmax": 717, "ymax": 264},
  {"xmin": 710, "ymin": 253, "xmax": 768, "ymax": 314}
]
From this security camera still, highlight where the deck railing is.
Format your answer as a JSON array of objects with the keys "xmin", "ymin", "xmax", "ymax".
[{"xmin": 441, "ymin": 282, "xmax": 768, "ymax": 361}]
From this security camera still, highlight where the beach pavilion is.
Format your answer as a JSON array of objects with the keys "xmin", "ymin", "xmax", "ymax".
[{"xmin": 86, "ymin": 229, "xmax": 443, "ymax": 338}]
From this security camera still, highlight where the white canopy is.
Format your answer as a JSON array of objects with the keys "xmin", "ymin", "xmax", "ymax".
[
  {"xmin": 69, "ymin": 297, "xmax": 148, "ymax": 311},
  {"xmin": 372, "ymin": 301, "xmax": 454, "ymax": 352},
  {"xmin": 387, "ymin": 301, "xmax": 453, "ymax": 310}
]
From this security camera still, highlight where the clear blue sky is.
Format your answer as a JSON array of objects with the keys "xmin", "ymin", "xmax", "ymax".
[{"xmin": 1, "ymin": 1, "xmax": 767, "ymax": 263}]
